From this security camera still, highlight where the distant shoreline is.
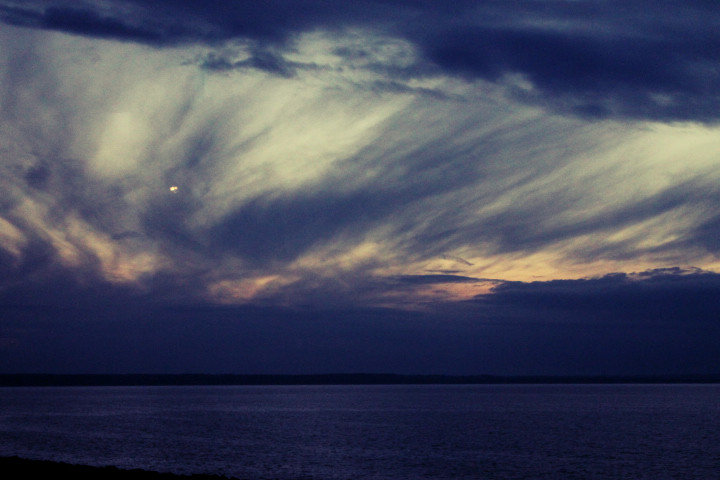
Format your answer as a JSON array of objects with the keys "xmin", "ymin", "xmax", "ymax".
[{"xmin": 1, "ymin": 373, "xmax": 720, "ymax": 386}]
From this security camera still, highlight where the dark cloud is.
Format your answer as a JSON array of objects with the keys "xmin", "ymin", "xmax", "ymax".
[
  {"xmin": 691, "ymin": 215, "xmax": 720, "ymax": 254},
  {"xmin": 421, "ymin": 23, "xmax": 720, "ymax": 121},
  {"xmin": 0, "ymin": 230, "xmax": 213, "ymax": 310},
  {"xmin": 210, "ymin": 190, "xmax": 388, "ymax": 265},
  {"xmin": 23, "ymin": 163, "xmax": 50, "ymax": 189},
  {"xmin": 0, "ymin": 4, "xmax": 170, "ymax": 43},
  {"xmin": 0, "ymin": 236, "xmax": 123, "ymax": 307},
  {"xmin": 2, "ymin": 268, "xmax": 720, "ymax": 375},
  {"xmin": 477, "ymin": 268, "xmax": 720, "ymax": 324},
  {"xmin": 0, "ymin": 0, "xmax": 407, "ymax": 45},
  {"xmin": 208, "ymin": 134, "xmax": 484, "ymax": 266},
  {"xmin": 42, "ymin": 6, "xmax": 168, "ymax": 42},
  {"xmin": 2, "ymin": 1, "xmax": 720, "ymax": 121}
]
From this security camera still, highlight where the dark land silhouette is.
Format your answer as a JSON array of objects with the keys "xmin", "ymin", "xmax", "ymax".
[{"xmin": 1, "ymin": 373, "xmax": 719, "ymax": 386}]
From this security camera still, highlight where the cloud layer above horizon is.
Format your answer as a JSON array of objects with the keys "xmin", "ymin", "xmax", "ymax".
[{"xmin": 1, "ymin": 1, "xmax": 720, "ymax": 374}]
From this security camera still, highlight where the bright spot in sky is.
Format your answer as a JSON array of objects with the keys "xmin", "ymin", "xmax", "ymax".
[{"xmin": 169, "ymin": 185, "xmax": 179, "ymax": 193}]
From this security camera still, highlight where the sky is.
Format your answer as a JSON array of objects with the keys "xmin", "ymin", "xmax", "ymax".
[{"xmin": 1, "ymin": 0, "xmax": 720, "ymax": 375}]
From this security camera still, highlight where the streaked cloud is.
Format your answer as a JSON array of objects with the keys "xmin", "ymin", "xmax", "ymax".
[
  {"xmin": 3, "ymin": 1, "xmax": 720, "ymax": 121},
  {"xmin": 1, "ymin": 1, "xmax": 719, "ymax": 373}
]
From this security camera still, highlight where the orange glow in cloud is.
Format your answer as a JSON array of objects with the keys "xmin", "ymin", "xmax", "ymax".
[
  {"xmin": 0, "ymin": 217, "xmax": 25, "ymax": 258},
  {"xmin": 409, "ymin": 281, "xmax": 498, "ymax": 304},
  {"xmin": 207, "ymin": 275, "xmax": 300, "ymax": 303}
]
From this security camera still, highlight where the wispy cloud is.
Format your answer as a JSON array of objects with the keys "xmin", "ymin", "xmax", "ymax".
[
  {"xmin": 3, "ymin": 1, "xmax": 720, "ymax": 121},
  {"xmin": 1, "ymin": 2, "xmax": 720, "ymax": 374},
  {"xmin": 2, "ymin": 17, "xmax": 720, "ymax": 306}
]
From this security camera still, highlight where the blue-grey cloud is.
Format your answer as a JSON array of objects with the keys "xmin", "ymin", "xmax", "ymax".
[
  {"xmin": 2, "ymin": 1, "xmax": 720, "ymax": 121},
  {"xmin": 1, "ymin": 47, "xmax": 717, "ymax": 291},
  {"xmin": 446, "ymin": 178, "xmax": 720, "ymax": 261},
  {"xmin": 200, "ymin": 49, "xmax": 321, "ymax": 78}
]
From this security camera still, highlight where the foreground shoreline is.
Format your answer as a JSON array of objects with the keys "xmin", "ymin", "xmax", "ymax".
[
  {"xmin": 0, "ymin": 456, "xmax": 235, "ymax": 480},
  {"xmin": 1, "ymin": 373, "xmax": 720, "ymax": 387}
]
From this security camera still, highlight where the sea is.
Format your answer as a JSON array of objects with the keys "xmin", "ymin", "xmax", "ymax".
[{"xmin": 0, "ymin": 384, "xmax": 718, "ymax": 479}]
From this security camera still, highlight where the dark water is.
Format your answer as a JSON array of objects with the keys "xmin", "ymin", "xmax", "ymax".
[{"xmin": 0, "ymin": 384, "xmax": 719, "ymax": 479}]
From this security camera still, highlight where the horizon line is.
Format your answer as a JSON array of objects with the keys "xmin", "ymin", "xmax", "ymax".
[{"xmin": 2, "ymin": 373, "xmax": 720, "ymax": 386}]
